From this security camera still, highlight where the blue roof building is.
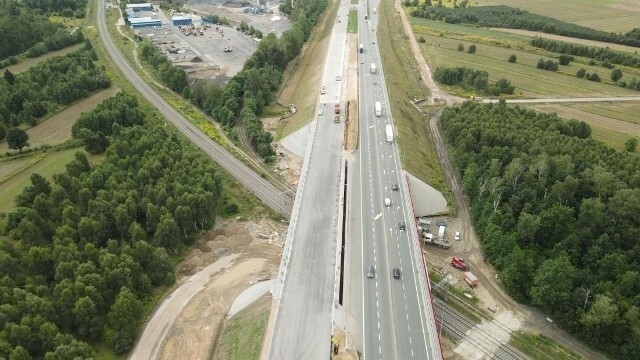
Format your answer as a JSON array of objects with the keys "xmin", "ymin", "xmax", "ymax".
[
  {"xmin": 126, "ymin": 3, "xmax": 153, "ymax": 12},
  {"xmin": 172, "ymin": 16, "xmax": 193, "ymax": 26},
  {"xmin": 129, "ymin": 17, "xmax": 162, "ymax": 28}
]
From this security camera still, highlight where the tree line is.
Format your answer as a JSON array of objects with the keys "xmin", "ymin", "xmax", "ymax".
[
  {"xmin": 433, "ymin": 66, "xmax": 514, "ymax": 96},
  {"xmin": 0, "ymin": 42, "xmax": 111, "ymax": 129},
  {"xmin": 410, "ymin": 5, "xmax": 640, "ymax": 48},
  {"xmin": 441, "ymin": 102, "xmax": 640, "ymax": 359},
  {"xmin": 140, "ymin": 0, "xmax": 328, "ymax": 162},
  {"xmin": 0, "ymin": 0, "xmax": 85, "ymax": 63},
  {"xmin": 0, "ymin": 91, "xmax": 224, "ymax": 358},
  {"xmin": 23, "ymin": 0, "xmax": 87, "ymax": 18},
  {"xmin": 530, "ymin": 37, "xmax": 640, "ymax": 68}
]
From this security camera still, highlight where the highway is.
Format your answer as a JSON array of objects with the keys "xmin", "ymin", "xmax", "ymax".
[
  {"xmin": 354, "ymin": 2, "xmax": 442, "ymax": 359},
  {"xmin": 96, "ymin": 0, "xmax": 293, "ymax": 218}
]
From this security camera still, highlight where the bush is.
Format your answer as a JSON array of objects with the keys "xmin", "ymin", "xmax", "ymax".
[
  {"xmin": 468, "ymin": 44, "xmax": 477, "ymax": 53},
  {"xmin": 611, "ymin": 68, "xmax": 623, "ymax": 82},
  {"xmin": 537, "ymin": 58, "xmax": 559, "ymax": 71},
  {"xmin": 458, "ymin": 43, "xmax": 464, "ymax": 51},
  {"xmin": 558, "ymin": 54, "xmax": 574, "ymax": 65},
  {"xmin": 576, "ymin": 68, "xmax": 587, "ymax": 78},
  {"xmin": 587, "ymin": 72, "xmax": 601, "ymax": 82},
  {"xmin": 418, "ymin": 36, "xmax": 426, "ymax": 43},
  {"xmin": 508, "ymin": 54, "xmax": 517, "ymax": 63}
]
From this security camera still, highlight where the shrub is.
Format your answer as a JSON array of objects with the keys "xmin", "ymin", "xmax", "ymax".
[{"xmin": 508, "ymin": 54, "xmax": 517, "ymax": 63}]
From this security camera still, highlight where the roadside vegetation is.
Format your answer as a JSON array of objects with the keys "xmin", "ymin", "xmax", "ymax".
[
  {"xmin": 213, "ymin": 295, "xmax": 270, "ymax": 360},
  {"xmin": 441, "ymin": 102, "xmax": 640, "ymax": 359},
  {"xmin": 378, "ymin": 0, "xmax": 447, "ymax": 193}
]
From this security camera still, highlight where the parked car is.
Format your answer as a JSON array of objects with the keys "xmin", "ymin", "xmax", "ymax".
[
  {"xmin": 318, "ymin": 109, "xmax": 323, "ymax": 116},
  {"xmin": 384, "ymin": 198, "xmax": 391, "ymax": 207},
  {"xmin": 399, "ymin": 222, "xmax": 406, "ymax": 230},
  {"xmin": 392, "ymin": 184, "xmax": 399, "ymax": 191},
  {"xmin": 454, "ymin": 231, "xmax": 461, "ymax": 241}
]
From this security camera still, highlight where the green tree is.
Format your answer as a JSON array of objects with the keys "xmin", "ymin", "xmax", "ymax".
[
  {"xmin": 72, "ymin": 297, "xmax": 103, "ymax": 339},
  {"xmin": 6, "ymin": 127, "xmax": 29, "ymax": 152},
  {"xmin": 467, "ymin": 44, "xmax": 476, "ymax": 53},
  {"xmin": 577, "ymin": 68, "xmax": 587, "ymax": 78},
  {"xmin": 508, "ymin": 54, "xmax": 516, "ymax": 63},
  {"xmin": 4, "ymin": 69, "xmax": 16, "ymax": 85},
  {"xmin": 457, "ymin": 43, "xmax": 464, "ymax": 51},
  {"xmin": 624, "ymin": 138, "xmax": 638, "ymax": 152},
  {"xmin": 530, "ymin": 255, "xmax": 576, "ymax": 313},
  {"xmin": 611, "ymin": 68, "xmax": 623, "ymax": 82},
  {"xmin": 105, "ymin": 287, "xmax": 142, "ymax": 354},
  {"xmin": 0, "ymin": 124, "xmax": 6, "ymax": 140}
]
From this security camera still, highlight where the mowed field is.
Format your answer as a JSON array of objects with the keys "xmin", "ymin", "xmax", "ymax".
[
  {"xmin": 1, "ymin": 43, "xmax": 84, "ymax": 74},
  {"xmin": 408, "ymin": 14, "xmax": 640, "ymax": 149},
  {"xmin": 475, "ymin": 0, "xmax": 640, "ymax": 33},
  {"xmin": 0, "ymin": 87, "xmax": 119, "ymax": 153},
  {"xmin": 412, "ymin": 19, "xmax": 640, "ymax": 98},
  {"xmin": 0, "ymin": 149, "xmax": 102, "ymax": 213}
]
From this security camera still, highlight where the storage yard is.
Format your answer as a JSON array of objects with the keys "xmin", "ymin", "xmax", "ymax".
[{"xmin": 132, "ymin": 7, "xmax": 266, "ymax": 85}]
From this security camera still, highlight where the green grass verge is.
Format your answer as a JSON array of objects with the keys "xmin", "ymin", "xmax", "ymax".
[
  {"xmin": 213, "ymin": 295, "xmax": 270, "ymax": 360},
  {"xmin": 509, "ymin": 331, "xmax": 582, "ymax": 360},
  {"xmin": 378, "ymin": 0, "xmax": 447, "ymax": 194},
  {"xmin": 347, "ymin": 10, "xmax": 358, "ymax": 33},
  {"xmin": 1, "ymin": 43, "xmax": 84, "ymax": 74}
]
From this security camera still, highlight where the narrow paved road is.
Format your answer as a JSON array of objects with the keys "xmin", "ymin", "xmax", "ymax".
[{"xmin": 96, "ymin": 0, "xmax": 293, "ymax": 218}]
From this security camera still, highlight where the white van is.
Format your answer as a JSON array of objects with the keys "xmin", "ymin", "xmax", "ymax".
[{"xmin": 384, "ymin": 198, "xmax": 391, "ymax": 207}]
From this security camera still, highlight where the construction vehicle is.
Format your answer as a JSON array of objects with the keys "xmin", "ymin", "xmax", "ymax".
[
  {"xmin": 451, "ymin": 256, "xmax": 468, "ymax": 271},
  {"xmin": 375, "ymin": 102, "xmax": 382, "ymax": 117},
  {"xmin": 464, "ymin": 271, "xmax": 478, "ymax": 287},
  {"xmin": 437, "ymin": 225, "xmax": 446, "ymax": 241},
  {"xmin": 385, "ymin": 125, "xmax": 393, "ymax": 142},
  {"xmin": 423, "ymin": 232, "xmax": 450, "ymax": 249},
  {"xmin": 335, "ymin": 104, "xmax": 340, "ymax": 114},
  {"xmin": 334, "ymin": 114, "xmax": 340, "ymax": 123}
]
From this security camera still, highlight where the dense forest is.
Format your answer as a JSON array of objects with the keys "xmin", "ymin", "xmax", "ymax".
[
  {"xmin": 0, "ymin": 0, "xmax": 86, "ymax": 62},
  {"xmin": 441, "ymin": 102, "xmax": 640, "ymax": 359},
  {"xmin": 433, "ymin": 67, "xmax": 514, "ymax": 96},
  {"xmin": 0, "ymin": 42, "xmax": 110, "ymax": 128},
  {"xmin": 140, "ymin": 0, "xmax": 328, "ymax": 162},
  {"xmin": 530, "ymin": 37, "xmax": 640, "ymax": 69},
  {"xmin": 23, "ymin": 0, "xmax": 87, "ymax": 17},
  {"xmin": 0, "ymin": 91, "xmax": 224, "ymax": 357},
  {"xmin": 410, "ymin": 5, "xmax": 640, "ymax": 48}
]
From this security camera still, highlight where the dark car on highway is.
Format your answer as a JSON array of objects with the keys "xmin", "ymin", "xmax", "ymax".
[{"xmin": 393, "ymin": 268, "xmax": 401, "ymax": 279}]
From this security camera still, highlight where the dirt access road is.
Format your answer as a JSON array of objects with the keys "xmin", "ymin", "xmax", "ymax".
[
  {"xmin": 393, "ymin": 0, "xmax": 608, "ymax": 358},
  {"xmin": 130, "ymin": 218, "xmax": 287, "ymax": 360}
]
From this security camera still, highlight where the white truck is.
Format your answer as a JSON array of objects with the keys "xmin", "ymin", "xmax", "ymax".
[
  {"xmin": 370, "ymin": 63, "xmax": 377, "ymax": 74},
  {"xmin": 375, "ymin": 102, "xmax": 382, "ymax": 117},
  {"xmin": 423, "ymin": 232, "xmax": 451, "ymax": 249},
  {"xmin": 359, "ymin": 43, "xmax": 364, "ymax": 53},
  {"xmin": 437, "ymin": 225, "xmax": 445, "ymax": 241},
  {"xmin": 385, "ymin": 124, "xmax": 393, "ymax": 142}
]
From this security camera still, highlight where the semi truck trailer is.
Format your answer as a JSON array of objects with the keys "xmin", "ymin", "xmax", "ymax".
[{"xmin": 385, "ymin": 125, "xmax": 393, "ymax": 142}]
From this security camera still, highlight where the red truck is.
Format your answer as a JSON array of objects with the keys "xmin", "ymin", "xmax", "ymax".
[{"xmin": 451, "ymin": 256, "xmax": 468, "ymax": 271}]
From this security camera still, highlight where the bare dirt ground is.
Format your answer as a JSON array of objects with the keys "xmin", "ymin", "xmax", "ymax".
[
  {"xmin": 157, "ymin": 217, "xmax": 287, "ymax": 360},
  {"xmin": 187, "ymin": 0, "xmax": 292, "ymax": 36},
  {"xmin": 344, "ymin": 33, "xmax": 359, "ymax": 151}
]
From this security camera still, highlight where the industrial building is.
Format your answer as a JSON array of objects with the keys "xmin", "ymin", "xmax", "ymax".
[
  {"xmin": 126, "ymin": 3, "xmax": 153, "ymax": 12},
  {"xmin": 125, "ymin": 8, "xmax": 137, "ymax": 19},
  {"xmin": 172, "ymin": 15, "xmax": 193, "ymax": 26},
  {"xmin": 129, "ymin": 17, "xmax": 162, "ymax": 28}
]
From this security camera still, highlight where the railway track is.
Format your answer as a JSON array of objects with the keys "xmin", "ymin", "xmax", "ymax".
[
  {"xmin": 433, "ymin": 298, "xmax": 529, "ymax": 360},
  {"xmin": 97, "ymin": 0, "xmax": 294, "ymax": 218}
]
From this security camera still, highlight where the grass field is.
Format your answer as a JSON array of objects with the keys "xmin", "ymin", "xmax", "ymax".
[
  {"xmin": 213, "ymin": 295, "xmax": 270, "ymax": 360},
  {"xmin": 0, "ymin": 87, "xmax": 118, "ymax": 153},
  {"xmin": 0, "ymin": 149, "xmax": 102, "ymax": 213},
  {"xmin": 347, "ymin": 10, "xmax": 358, "ymax": 33},
  {"xmin": 378, "ymin": 0, "xmax": 448, "ymax": 193},
  {"xmin": 408, "ymin": 10, "xmax": 640, "ymax": 151},
  {"xmin": 510, "ymin": 331, "xmax": 582, "ymax": 360},
  {"xmin": 525, "ymin": 104, "xmax": 640, "ymax": 153},
  {"xmin": 2, "ymin": 43, "xmax": 84, "ymax": 74},
  {"xmin": 474, "ymin": 0, "xmax": 640, "ymax": 33}
]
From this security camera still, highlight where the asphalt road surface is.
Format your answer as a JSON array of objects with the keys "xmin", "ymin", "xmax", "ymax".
[
  {"xmin": 96, "ymin": 0, "xmax": 293, "ymax": 218},
  {"xmin": 353, "ymin": 2, "xmax": 441, "ymax": 359},
  {"xmin": 267, "ymin": 3, "xmax": 349, "ymax": 359}
]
